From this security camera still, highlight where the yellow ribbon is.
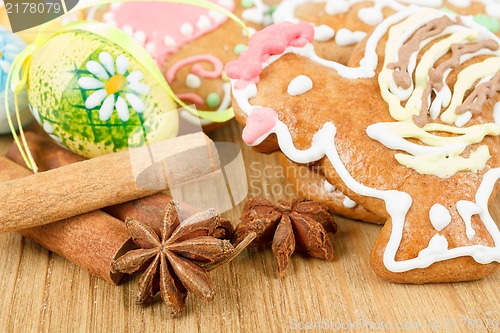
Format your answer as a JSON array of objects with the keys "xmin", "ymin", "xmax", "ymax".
[{"xmin": 6, "ymin": 0, "xmax": 250, "ymax": 172}]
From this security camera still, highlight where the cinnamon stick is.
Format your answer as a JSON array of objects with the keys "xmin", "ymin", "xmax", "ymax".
[
  {"xmin": 0, "ymin": 133, "xmax": 219, "ymax": 233},
  {"xmin": 0, "ymin": 156, "xmax": 133, "ymax": 284},
  {"xmin": 6, "ymin": 132, "xmax": 192, "ymax": 232}
]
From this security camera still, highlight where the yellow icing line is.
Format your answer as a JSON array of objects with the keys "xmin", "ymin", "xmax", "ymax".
[
  {"xmin": 374, "ymin": 12, "xmax": 499, "ymax": 178},
  {"xmin": 395, "ymin": 145, "xmax": 491, "ymax": 178},
  {"xmin": 383, "ymin": 121, "xmax": 500, "ymax": 146},
  {"xmin": 379, "ymin": 11, "xmax": 434, "ymax": 121},
  {"xmin": 441, "ymin": 56, "xmax": 500, "ymax": 123}
]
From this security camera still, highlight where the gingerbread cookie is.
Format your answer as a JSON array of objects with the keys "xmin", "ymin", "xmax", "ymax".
[
  {"xmin": 226, "ymin": 8, "xmax": 500, "ymax": 283},
  {"xmin": 272, "ymin": 0, "xmax": 500, "ymax": 65},
  {"xmin": 98, "ymin": 0, "xmax": 273, "ymax": 131},
  {"xmin": 277, "ymin": 153, "xmax": 385, "ymax": 224}
]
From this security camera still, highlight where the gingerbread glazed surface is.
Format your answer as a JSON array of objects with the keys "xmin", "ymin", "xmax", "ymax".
[
  {"xmin": 272, "ymin": 0, "xmax": 500, "ymax": 217},
  {"xmin": 227, "ymin": 9, "xmax": 500, "ymax": 283}
]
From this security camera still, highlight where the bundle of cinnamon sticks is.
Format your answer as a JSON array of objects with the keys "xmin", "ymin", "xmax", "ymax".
[{"xmin": 0, "ymin": 131, "xmax": 221, "ymax": 284}]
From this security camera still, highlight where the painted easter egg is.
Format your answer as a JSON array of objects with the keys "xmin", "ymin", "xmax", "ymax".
[
  {"xmin": 0, "ymin": 26, "xmax": 31, "ymax": 134},
  {"xmin": 27, "ymin": 24, "xmax": 179, "ymax": 158}
]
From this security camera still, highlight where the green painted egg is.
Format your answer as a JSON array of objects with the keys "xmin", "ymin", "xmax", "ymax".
[{"xmin": 27, "ymin": 25, "xmax": 179, "ymax": 158}]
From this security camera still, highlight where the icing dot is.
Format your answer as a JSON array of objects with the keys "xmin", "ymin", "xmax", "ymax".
[
  {"xmin": 242, "ymin": 7, "xmax": 265, "ymax": 25},
  {"xmin": 241, "ymin": 0, "xmax": 253, "ymax": 8},
  {"xmin": 196, "ymin": 15, "xmax": 212, "ymax": 32},
  {"xmin": 134, "ymin": 30, "xmax": 146, "ymax": 44},
  {"xmin": 314, "ymin": 25, "xmax": 335, "ymax": 42},
  {"xmin": 335, "ymin": 28, "xmax": 367, "ymax": 46},
  {"xmin": 325, "ymin": 0, "xmax": 349, "ymax": 15},
  {"xmin": 474, "ymin": 14, "xmax": 500, "ymax": 33},
  {"xmin": 343, "ymin": 196, "xmax": 357, "ymax": 208},
  {"xmin": 206, "ymin": 93, "xmax": 221, "ymax": 108},
  {"xmin": 186, "ymin": 74, "xmax": 202, "ymax": 89},
  {"xmin": 287, "ymin": 75, "xmax": 313, "ymax": 96},
  {"xmin": 180, "ymin": 23, "xmax": 194, "ymax": 37},
  {"xmin": 234, "ymin": 44, "xmax": 248, "ymax": 55},
  {"xmin": 485, "ymin": 3, "xmax": 500, "ymax": 20},
  {"xmin": 145, "ymin": 42, "xmax": 156, "ymax": 54},
  {"xmin": 429, "ymin": 204, "xmax": 451, "ymax": 232},
  {"xmin": 122, "ymin": 25, "xmax": 134, "ymax": 35},
  {"xmin": 163, "ymin": 36, "xmax": 176, "ymax": 48},
  {"xmin": 494, "ymin": 102, "xmax": 500, "ymax": 126},
  {"xmin": 209, "ymin": 10, "xmax": 226, "ymax": 23},
  {"xmin": 358, "ymin": 7, "xmax": 384, "ymax": 26}
]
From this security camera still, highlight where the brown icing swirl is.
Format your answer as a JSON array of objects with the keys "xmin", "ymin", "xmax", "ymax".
[
  {"xmin": 456, "ymin": 71, "xmax": 500, "ymax": 115},
  {"xmin": 387, "ymin": 16, "xmax": 453, "ymax": 90},
  {"xmin": 417, "ymin": 39, "xmax": 499, "ymax": 124}
]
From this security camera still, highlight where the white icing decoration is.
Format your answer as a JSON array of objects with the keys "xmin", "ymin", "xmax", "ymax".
[
  {"xmin": 180, "ymin": 23, "xmax": 194, "ymax": 37},
  {"xmin": 230, "ymin": 8, "xmax": 500, "ymax": 272},
  {"xmin": 429, "ymin": 204, "xmax": 451, "ymax": 231},
  {"xmin": 418, "ymin": 234, "xmax": 449, "ymax": 258},
  {"xmin": 186, "ymin": 74, "xmax": 202, "ymax": 89},
  {"xmin": 335, "ymin": 28, "xmax": 367, "ymax": 46},
  {"xmin": 456, "ymin": 200, "xmax": 481, "ymax": 240},
  {"xmin": 163, "ymin": 36, "xmax": 176, "ymax": 48},
  {"xmin": 358, "ymin": 6, "xmax": 384, "ymax": 26},
  {"xmin": 145, "ymin": 42, "xmax": 156, "ymax": 54},
  {"xmin": 314, "ymin": 25, "xmax": 335, "ymax": 42},
  {"xmin": 325, "ymin": 0, "xmax": 349, "ymax": 15},
  {"xmin": 343, "ymin": 196, "xmax": 357, "ymax": 208},
  {"xmin": 209, "ymin": 10, "xmax": 227, "ymax": 23},
  {"xmin": 494, "ymin": 102, "xmax": 500, "ymax": 126},
  {"xmin": 455, "ymin": 111, "xmax": 472, "ymax": 127},
  {"xmin": 134, "ymin": 30, "xmax": 146, "ymax": 45},
  {"xmin": 323, "ymin": 179, "xmax": 336, "ymax": 193},
  {"xmin": 196, "ymin": 15, "xmax": 212, "ymax": 31},
  {"xmin": 122, "ymin": 25, "xmax": 134, "ymax": 36},
  {"xmin": 287, "ymin": 75, "xmax": 313, "ymax": 96},
  {"xmin": 242, "ymin": 0, "xmax": 272, "ymax": 25}
]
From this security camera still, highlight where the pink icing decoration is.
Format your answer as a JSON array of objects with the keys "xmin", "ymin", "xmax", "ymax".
[
  {"xmin": 107, "ymin": 1, "xmax": 234, "ymax": 65},
  {"xmin": 242, "ymin": 107, "xmax": 278, "ymax": 145},
  {"xmin": 178, "ymin": 93, "xmax": 205, "ymax": 108},
  {"xmin": 225, "ymin": 22, "xmax": 314, "ymax": 89},
  {"xmin": 166, "ymin": 54, "xmax": 224, "ymax": 83}
]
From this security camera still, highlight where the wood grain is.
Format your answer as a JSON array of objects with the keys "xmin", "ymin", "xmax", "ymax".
[{"xmin": 1, "ymin": 121, "xmax": 499, "ymax": 333}]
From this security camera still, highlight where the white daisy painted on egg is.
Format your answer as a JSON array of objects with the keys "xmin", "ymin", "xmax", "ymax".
[{"xmin": 78, "ymin": 52, "xmax": 150, "ymax": 122}]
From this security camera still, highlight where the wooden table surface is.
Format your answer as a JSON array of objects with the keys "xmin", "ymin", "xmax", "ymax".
[{"xmin": 1, "ymin": 120, "xmax": 500, "ymax": 333}]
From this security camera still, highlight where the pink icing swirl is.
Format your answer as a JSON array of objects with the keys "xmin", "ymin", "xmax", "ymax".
[
  {"xmin": 225, "ymin": 22, "xmax": 315, "ymax": 89},
  {"xmin": 166, "ymin": 54, "xmax": 224, "ymax": 83}
]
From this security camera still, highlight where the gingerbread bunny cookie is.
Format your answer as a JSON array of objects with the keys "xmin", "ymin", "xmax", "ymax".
[
  {"xmin": 226, "ymin": 8, "xmax": 500, "ymax": 283},
  {"xmin": 273, "ymin": 0, "xmax": 500, "ymax": 64},
  {"xmin": 97, "ymin": 0, "xmax": 273, "ymax": 131},
  {"xmin": 271, "ymin": 1, "xmax": 500, "ymax": 223}
]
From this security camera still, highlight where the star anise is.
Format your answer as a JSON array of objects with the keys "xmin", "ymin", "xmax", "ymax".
[
  {"xmin": 233, "ymin": 197, "xmax": 337, "ymax": 277},
  {"xmin": 111, "ymin": 202, "xmax": 255, "ymax": 317}
]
